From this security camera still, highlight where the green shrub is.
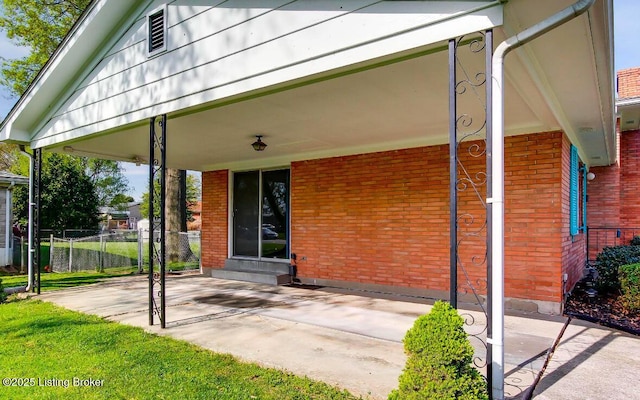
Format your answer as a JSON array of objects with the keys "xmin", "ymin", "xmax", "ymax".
[
  {"xmin": 594, "ymin": 245, "xmax": 640, "ymax": 292},
  {"xmin": 619, "ymin": 263, "xmax": 640, "ymax": 313},
  {"xmin": 630, "ymin": 236, "xmax": 640, "ymax": 246},
  {"xmin": 0, "ymin": 278, "xmax": 6, "ymax": 304},
  {"xmin": 388, "ymin": 301, "xmax": 488, "ymax": 400}
]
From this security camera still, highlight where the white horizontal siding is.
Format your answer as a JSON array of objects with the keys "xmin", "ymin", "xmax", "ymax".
[
  {"xmin": 64, "ymin": 0, "xmax": 378, "ymax": 114},
  {"xmin": 33, "ymin": 0, "xmax": 502, "ymax": 147}
]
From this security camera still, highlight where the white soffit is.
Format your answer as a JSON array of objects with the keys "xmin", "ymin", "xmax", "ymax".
[{"xmin": 501, "ymin": 0, "xmax": 614, "ymax": 166}]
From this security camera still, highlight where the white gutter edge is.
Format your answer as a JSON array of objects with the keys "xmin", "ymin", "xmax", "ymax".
[
  {"xmin": 5, "ymin": 181, "xmax": 15, "ymax": 268},
  {"xmin": 616, "ymin": 97, "xmax": 640, "ymax": 108},
  {"xmin": 490, "ymin": 0, "xmax": 596, "ymax": 399}
]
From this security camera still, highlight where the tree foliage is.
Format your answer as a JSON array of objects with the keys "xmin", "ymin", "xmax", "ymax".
[
  {"xmin": 12, "ymin": 152, "xmax": 99, "ymax": 232},
  {"xmin": 140, "ymin": 173, "xmax": 201, "ymax": 222},
  {"xmin": 0, "ymin": 0, "xmax": 91, "ymax": 96},
  {"xmin": 1, "ymin": 0, "xmax": 183, "ymax": 239},
  {"xmin": 0, "ymin": 143, "xmax": 19, "ymax": 170},
  {"xmin": 110, "ymin": 193, "xmax": 134, "ymax": 211},
  {"xmin": 80, "ymin": 158, "xmax": 129, "ymax": 208}
]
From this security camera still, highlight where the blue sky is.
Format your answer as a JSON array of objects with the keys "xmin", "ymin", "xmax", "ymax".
[{"xmin": 0, "ymin": 0, "xmax": 638, "ymax": 200}]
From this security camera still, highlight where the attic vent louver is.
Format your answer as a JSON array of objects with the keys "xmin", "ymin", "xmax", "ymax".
[{"xmin": 147, "ymin": 6, "xmax": 167, "ymax": 56}]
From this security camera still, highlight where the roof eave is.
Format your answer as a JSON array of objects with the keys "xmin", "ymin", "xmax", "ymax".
[{"xmin": 0, "ymin": 0, "xmax": 147, "ymax": 143}]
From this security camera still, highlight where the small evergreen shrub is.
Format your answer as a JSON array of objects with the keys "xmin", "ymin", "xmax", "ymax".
[
  {"xmin": 0, "ymin": 278, "xmax": 6, "ymax": 304},
  {"xmin": 619, "ymin": 263, "xmax": 640, "ymax": 313},
  {"xmin": 388, "ymin": 301, "xmax": 488, "ymax": 400},
  {"xmin": 630, "ymin": 236, "xmax": 640, "ymax": 246},
  {"xmin": 594, "ymin": 245, "xmax": 640, "ymax": 292}
]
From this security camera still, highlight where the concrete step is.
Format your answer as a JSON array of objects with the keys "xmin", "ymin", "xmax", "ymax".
[
  {"xmin": 213, "ymin": 259, "xmax": 292, "ymax": 285},
  {"xmin": 223, "ymin": 259, "xmax": 291, "ymax": 275},
  {"xmin": 211, "ymin": 268, "xmax": 291, "ymax": 285}
]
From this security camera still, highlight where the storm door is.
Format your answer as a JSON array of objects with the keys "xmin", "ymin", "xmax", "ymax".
[{"xmin": 233, "ymin": 169, "xmax": 289, "ymax": 259}]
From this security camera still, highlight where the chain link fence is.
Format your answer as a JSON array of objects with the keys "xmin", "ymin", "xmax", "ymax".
[{"xmin": 48, "ymin": 230, "xmax": 200, "ymax": 273}]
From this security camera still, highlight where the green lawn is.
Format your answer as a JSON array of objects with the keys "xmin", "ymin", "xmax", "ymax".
[
  {"xmin": 0, "ymin": 268, "xmax": 139, "ymax": 291},
  {"xmin": 0, "ymin": 300, "xmax": 358, "ymax": 400}
]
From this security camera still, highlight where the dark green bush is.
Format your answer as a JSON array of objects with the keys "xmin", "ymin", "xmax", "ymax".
[
  {"xmin": 630, "ymin": 236, "xmax": 640, "ymax": 246},
  {"xmin": 388, "ymin": 301, "xmax": 488, "ymax": 400},
  {"xmin": 594, "ymin": 245, "xmax": 640, "ymax": 292},
  {"xmin": 619, "ymin": 263, "xmax": 640, "ymax": 313}
]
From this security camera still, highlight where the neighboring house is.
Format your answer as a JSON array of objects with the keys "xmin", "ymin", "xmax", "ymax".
[
  {"xmin": 586, "ymin": 68, "xmax": 640, "ymax": 257},
  {"xmin": 98, "ymin": 206, "xmax": 130, "ymax": 230},
  {"xmin": 0, "ymin": 171, "xmax": 28, "ymax": 266},
  {"xmin": 0, "ymin": 1, "xmax": 619, "ymax": 313},
  {"xmin": 128, "ymin": 201, "xmax": 200, "ymax": 231},
  {"xmin": 127, "ymin": 202, "xmax": 142, "ymax": 229},
  {"xmin": 187, "ymin": 201, "xmax": 201, "ymax": 231}
]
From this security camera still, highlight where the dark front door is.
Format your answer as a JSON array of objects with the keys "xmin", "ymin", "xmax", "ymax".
[{"xmin": 233, "ymin": 169, "xmax": 289, "ymax": 259}]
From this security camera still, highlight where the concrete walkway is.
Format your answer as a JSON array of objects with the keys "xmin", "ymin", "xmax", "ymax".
[{"xmin": 37, "ymin": 274, "xmax": 640, "ymax": 399}]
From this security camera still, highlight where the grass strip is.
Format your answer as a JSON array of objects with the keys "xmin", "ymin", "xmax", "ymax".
[
  {"xmin": 0, "ymin": 269, "xmax": 139, "ymax": 292},
  {"xmin": 0, "ymin": 300, "xmax": 359, "ymax": 400}
]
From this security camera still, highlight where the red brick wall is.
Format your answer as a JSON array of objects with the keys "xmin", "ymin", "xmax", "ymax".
[
  {"xmin": 618, "ymin": 67, "xmax": 640, "ymax": 99},
  {"xmin": 290, "ymin": 131, "xmax": 566, "ymax": 303},
  {"xmin": 201, "ymin": 170, "xmax": 228, "ymax": 268},
  {"xmin": 620, "ymin": 130, "xmax": 640, "ymax": 226},
  {"xmin": 587, "ymin": 163, "xmax": 621, "ymax": 228},
  {"xmin": 560, "ymin": 134, "xmax": 587, "ymax": 295},
  {"xmin": 200, "ymin": 132, "xmax": 575, "ymax": 304},
  {"xmin": 504, "ymin": 132, "xmax": 565, "ymax": 303},
  {"xmin": 587, "ymin": 130, "xmax": 640, "ymax": 257},
  {"xmin": 291, "ymin": 145, "xmax": 451, "ymax": 290}
]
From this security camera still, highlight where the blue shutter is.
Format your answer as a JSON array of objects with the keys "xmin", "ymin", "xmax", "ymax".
[{"xmin": 570, "ymin": 146, "xmax": 579, "ymax": 236}]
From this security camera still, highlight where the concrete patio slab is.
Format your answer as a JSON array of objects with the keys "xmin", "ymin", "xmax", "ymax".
[{"xmin": 37, "ymin": 274, "xmax": 640, "ymax": 399}]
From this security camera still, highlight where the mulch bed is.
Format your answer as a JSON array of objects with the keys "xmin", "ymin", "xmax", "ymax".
[{"xmin": 564, "ymin": 280, "xmax": 640, "ymax": 336}]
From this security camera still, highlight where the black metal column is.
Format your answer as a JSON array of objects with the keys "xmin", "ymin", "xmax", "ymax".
[
  {"xmin": 179, "ymin": 170, "xmax": 187, "ymax": 232},
  {"xmin": 449, "ymin": 38, "xmax": 458, "ymax": 309},
  {"xmin": 149, "ymin": 114, "xmax": 167, "ymax": 328},
  {"xmin": 32, "ymin": 148, "xmax": 42, "ymax": 294}
]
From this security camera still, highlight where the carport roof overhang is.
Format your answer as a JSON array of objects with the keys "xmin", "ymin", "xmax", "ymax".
[
  {"xmin": 0, "ymin": 0, "xmax": 615, "ymax": 171},
  {"xmin": 618, "ymin": 97, "xmax": 640, "ymax": 132}
]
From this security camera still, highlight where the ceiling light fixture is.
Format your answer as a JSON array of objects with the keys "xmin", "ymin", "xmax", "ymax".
[{"xmin": 251, "ymin": 135, "xmax": 267, "ymax": 151}]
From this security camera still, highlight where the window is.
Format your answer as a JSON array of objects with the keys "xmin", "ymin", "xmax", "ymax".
[{"xmin": 147, "ymin": 5, "xmax": 167, "ymax": 56}]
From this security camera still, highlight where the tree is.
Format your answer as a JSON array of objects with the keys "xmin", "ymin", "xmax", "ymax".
[
  {"xmin": 1, "ymin": 1, "xmax": 130, "ymax": 230},
  {"xmin": 110, "ymin": 194, "xmax": 134, "ymax": 211},
  {"xmin": 0, "ymin": 143, "xmax": 19, "ymax": 170},
  {"xmin": 0, "ymin": 0, "xmax": 91, "ymax": 96},
  {"xmin": 80, "ymin": 158, "xmax": 130, "ymax": 208},
  {"xmin": 141, "ymin": 172, "xmax": 201, "ymax": 262},
  {"xmin": 1, "ymin": 0, "xmax": 184, "ymax": 253},
  {"xmin": 140, "ymin": 173, "xmax": 201, "ymax": 221},
  {"xmin": 12, "ymin": 152, "xmax": 99, "ymax": 232}
]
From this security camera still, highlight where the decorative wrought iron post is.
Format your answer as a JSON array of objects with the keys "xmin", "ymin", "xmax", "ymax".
[
  {"xmin": 449, "ymin": 38, "xmax": 458, "ymax": 309},
  {"xmin": 149, "ymin": 114, "xmax": 167, "ymax": 328},
  {"xmin": 33, "ymin": 148, "xmax": 42, "ymax": 294},
  {"xmin": 449, "ymin": 29, "xmax": 493, "ymax": 395}
]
